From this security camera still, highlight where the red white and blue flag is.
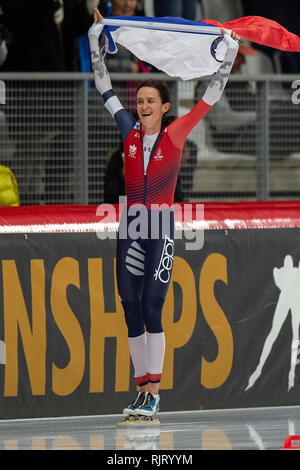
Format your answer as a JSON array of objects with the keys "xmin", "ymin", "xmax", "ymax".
[{"xmin": 102, "ymin": 15, "xmax": 300, "ymax": 80}]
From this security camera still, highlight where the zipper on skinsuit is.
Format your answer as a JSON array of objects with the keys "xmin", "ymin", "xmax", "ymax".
[{"xmin": 142, "ymin": 131, "xmax": 164, "ymax": 206}]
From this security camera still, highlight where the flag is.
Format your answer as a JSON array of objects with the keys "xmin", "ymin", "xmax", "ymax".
[
  {"xmin": 102, "ymin": 16, "xmax": 300, "ymax": 81},
  {"xmin": 103, "ymin": 16, "xmax": 226, "ymax": 80},
  {"xmin": 207, "ymin": 16, "xmax": 300, "ymax": 53}
]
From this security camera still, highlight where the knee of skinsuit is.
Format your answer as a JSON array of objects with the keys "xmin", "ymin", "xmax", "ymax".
[
  {"xmin": 122, "ymin": 299, "xmax": 145, "ymax": 337},
  {"xmin": 143, "ymin": 296, "xmax": 165, "ymax": 333}
]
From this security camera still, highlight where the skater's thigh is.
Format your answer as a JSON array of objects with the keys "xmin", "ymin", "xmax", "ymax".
[
  {"xmin": 116, "ymin": 236, "xmax": 145, "ymax": 301},
  {"xmin": 143, "ymin": 235, "xmax": 175, "ymax": 299}
]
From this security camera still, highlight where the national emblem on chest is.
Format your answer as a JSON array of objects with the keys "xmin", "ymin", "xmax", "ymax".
[
  {"xmin": 153, "ymin": 147, "xmax": 164, "ymax": 162},
  {"xmin": 128, "ymin": 144, "xmax": 137, "ymax": 158}
]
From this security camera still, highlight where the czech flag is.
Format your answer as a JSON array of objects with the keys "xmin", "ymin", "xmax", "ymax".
[{"xmin": 102, "ymin": 15, "xmax": 300, "ymax": 80}]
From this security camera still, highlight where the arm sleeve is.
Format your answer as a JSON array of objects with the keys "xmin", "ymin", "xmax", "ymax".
[
  {"xmin": 88, "ymin": 21, "xmax": 136, "ymax": 141},
  {"xmin": 167, "ymin": 33, "xmax": 239, "ymax": 149}
]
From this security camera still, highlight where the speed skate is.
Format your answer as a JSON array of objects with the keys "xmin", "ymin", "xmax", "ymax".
[
  {"xmin": 117, "ymin": 415, "xmax": 160, "ymax": 426},
  {"xmin": 118, "ymin": 391, "xmax": 160, "ymax": 426}
]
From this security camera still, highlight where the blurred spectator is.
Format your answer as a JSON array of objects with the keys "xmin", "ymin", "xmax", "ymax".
[
  {"xmin": 98, "ymin": 0, "xmax": 148, "ymax": 74},
  {"xmin": 104, "ymin": 142, "xmax": 125, "ymax": 203},
  {"xmin": 0, "ymin": 16, "xmax": 17, "ymax": 181},
  {"xmin": 0, "ymin": 9, "xmax": 10, "ymax": 77},
  {"xmin": 200, "ymin": 0, "xmax": 244, "ymax": 23},
  {"xmin": 0, "ymin": 1, "xmax": 100, "ymax": 203},
  {"xmin": 0, "ymin": 24, "xmax": 8, "ymax": 66},
  {"xmin": 192, "ymin": 35, "xmax": 300, "ymax": 161},
  {"xmin": 154, "ymin": 0, "xmax": 197, "ymax": 20},
  {"xmin": 99, "ymin": 0, "xmax": 145, "ymax": 16},
  {"xmin": 103, "ymin": 0, "xmax": 142, "ymax": 16},
  {"xmin": 0, "ymin": 110, "xmax": 16, "ymax": 169},
  {"xmin": 0, "ymin": 19, "xmax": 19, "ymax": 206},
  {"xmin": 79, "ymin": 1, "xmax": 146, "ymax": 73},
  {"xmin": 241, "ymin": 0, "xmax": 300, "ymax": 73},
  {"xmin": 0, "ymin": 165, "xmax": 19, "ymax": 206},
  {"xmin": 179, "ymin": 140, "xmax": 197, "ymax": 199},
  {"xmin": 0, "ymin": 0, "xmax": 99, "ymax": 71},
  {"xmin": 104, "ymin": 141, "xmax": 185, "ymax": 203}
]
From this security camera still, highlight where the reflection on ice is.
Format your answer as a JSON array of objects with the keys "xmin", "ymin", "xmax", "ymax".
[{"xmin": 0, "ymin": 406, "xmax": 299, "ymax": 450}]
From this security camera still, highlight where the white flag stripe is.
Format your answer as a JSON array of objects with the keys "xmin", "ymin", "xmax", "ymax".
[{"xmin": 103, "ymin": 18, "xmax": 229, "ymax": 80}]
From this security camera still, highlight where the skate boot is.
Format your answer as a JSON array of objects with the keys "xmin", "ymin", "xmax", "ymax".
[
  {"xmin": 118, "ymin": 392, "xmax": 160, "ymax": 426},
  {"xmin": 135, "ymin": 392, "xmax": 160, "ymax": 417},
  {"xmin": 122, "ymin": 391, "xmax": 147, "ymax": 416}
]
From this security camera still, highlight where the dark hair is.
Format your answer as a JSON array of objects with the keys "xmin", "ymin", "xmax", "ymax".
[
  {"xmin": 136, "ymin": 80, "xmax": 176, "ymax": 125},
  {"xmin": 137, "ymin": 80, "xmax": 170, "ymax": 104}
]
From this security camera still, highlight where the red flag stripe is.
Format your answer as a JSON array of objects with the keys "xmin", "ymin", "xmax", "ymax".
[{"xmin": 203, "ymin": 16, "xmax": 300, "ymax": 52}]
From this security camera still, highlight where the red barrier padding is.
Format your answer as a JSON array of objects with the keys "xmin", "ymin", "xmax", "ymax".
[{"xmin": 0, "ymin": 201, "xmax": 300, "ymax": 232}]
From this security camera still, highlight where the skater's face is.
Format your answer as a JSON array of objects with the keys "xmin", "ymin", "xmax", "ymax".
[{"xmin": 136, "ymin": 87, "xmax": 170, "ymax": 134}]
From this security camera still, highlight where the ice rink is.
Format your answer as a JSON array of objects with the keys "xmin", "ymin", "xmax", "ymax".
[{"xmin": 0, "ymin": 405, "xmax": 299, "ymax": 451}]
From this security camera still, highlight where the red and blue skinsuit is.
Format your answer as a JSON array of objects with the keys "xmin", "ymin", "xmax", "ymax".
[
  {"xmin": 88, "ymin": 21, "xmax": 238, "ymax": 386},
  {"xmin": 102, "ymin": 90, "xmax": 211, "ymax": 207}
]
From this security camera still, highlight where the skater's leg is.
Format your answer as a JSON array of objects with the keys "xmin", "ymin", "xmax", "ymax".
[
  {"xmin": 136, "ymin": 225, "xmax": 174, "ymax": 414},
  {"xmin": 117, "ymin": 236, "xmax": 150, "ymax": 405},
  {"xmin": 143, "ymin": 296, "xmax": 165, "ymax": 395}
]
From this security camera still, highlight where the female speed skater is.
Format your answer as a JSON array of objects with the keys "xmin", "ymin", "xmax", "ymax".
[{"xmin": 88, "ymin": 7, "xmax": 239, "ymax": 420}]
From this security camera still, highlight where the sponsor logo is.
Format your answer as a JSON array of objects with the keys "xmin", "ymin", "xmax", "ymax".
[
  {"xmin": 125, "ymin": 241, "xmax": 145, "ymax": 276},
  {"xmin": 154, "ymin": 236, "xmax": 174, "ymax": 284}
]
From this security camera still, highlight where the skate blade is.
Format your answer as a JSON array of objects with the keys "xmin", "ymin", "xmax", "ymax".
[{"xmin": 118, "ymin": 415, "xmax": 160, "ymax": 426}]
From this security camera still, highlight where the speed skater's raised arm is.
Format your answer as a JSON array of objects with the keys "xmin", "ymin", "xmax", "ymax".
[
  {"xmin": 167, "ymin": 32, "xmax": 239, "ymax": 149},
  {"xmin": 88, "ymin": 19, "xmax": 136, "ymax": 141}
]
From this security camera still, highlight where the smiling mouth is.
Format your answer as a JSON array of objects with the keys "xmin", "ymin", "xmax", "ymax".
[{"xmin": 142, "ymin": 113, "xmax": 152, "ymax": 117}]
